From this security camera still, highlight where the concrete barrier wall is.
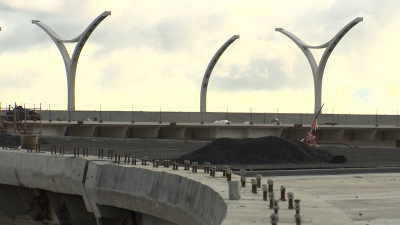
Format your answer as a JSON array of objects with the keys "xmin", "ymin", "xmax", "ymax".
[
  {"xmin": 2, "ymin": 110, "xmax": 399, "ymax": 126},
  {"xmin": 0, "ymin": 150, "xmax": 227, "ymax": 225},
  {"xmin": 85, "ymin": 163, "xmax": 227, "ymax": 225}
]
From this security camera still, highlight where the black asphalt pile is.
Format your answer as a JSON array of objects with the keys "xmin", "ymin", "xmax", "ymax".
[
  {"xmin": 328, "ymin": 155, "xmax": 348, "ymax": 163},
  {"xmin": 0, "ymin": 134, "xmax": 21, "ymax": 144},
  {"xmin": 178, "ymin": 136, "xmax": 336, "ymax": 164},
  {"xmin": 0, "ymin": 134, "xmax": 49, "ymax": 145}
]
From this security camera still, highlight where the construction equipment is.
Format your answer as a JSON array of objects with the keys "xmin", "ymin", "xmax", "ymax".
[
  {"xmin": 301, "ymin": 104, "xmax": 324, "ymax": 146},
  {"xmin": 5, "ymin": 105, "xmax": 41, "ymax": 122}
]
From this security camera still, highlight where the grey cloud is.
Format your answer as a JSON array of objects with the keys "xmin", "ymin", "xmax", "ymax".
[
  {"xmin": 209, "ymin": 57, "xmax": 313, "ymax": 93},
  {"xmin": 271, "ymin": 0, "xmax": 400, "ymax": 54},
  {"xmin": 0, "ymin": 7, "xmax": 102, "ymax": 54},
  {"xmin": 153, "ymin": 19, "xmax": 188, "ymax": 52},
  {"xmin": 73, "ymin": 18, "xmax": 192, "ymax": 59},
  {"xmin": 96, "ymin": 64, "xmax": 129, "ymax": 90},
  {"xmin": 86, "ymin": 12, "xmax": 227, "ymax": 59}
]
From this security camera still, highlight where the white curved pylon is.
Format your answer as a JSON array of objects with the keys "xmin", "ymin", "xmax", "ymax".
[
  {"xmin": 32, "ymin": 11, "xmax": 111, "ymax": 111},
  {"xmin": 276, "ymin": 17, "xmax": 363, "ymax": 115},
  {"xmin": 200, "ymin": 35, "xmax": 239, "ymax": 112}
]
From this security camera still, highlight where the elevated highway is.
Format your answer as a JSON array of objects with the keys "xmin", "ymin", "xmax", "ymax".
[{"xmin": 2, "ymin": 110, "xmax": 400, "ymax": 147}]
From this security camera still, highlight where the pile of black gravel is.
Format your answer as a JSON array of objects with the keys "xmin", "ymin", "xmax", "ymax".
[
  {"xmin": 178, "ymin": 136, "xmax": 335, "ymax": 164},
  {"xmin": 0, "ymin": 134, "xmax": 49, "ymax": 145},
  {"xmin": 0, "ymin": 134, "xmax": 21, "ymax": 144}
]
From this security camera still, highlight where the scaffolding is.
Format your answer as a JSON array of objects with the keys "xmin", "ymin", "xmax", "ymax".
[{"xmin": 0, "ymin": 103, "xmax": 42, "ymax": 135}]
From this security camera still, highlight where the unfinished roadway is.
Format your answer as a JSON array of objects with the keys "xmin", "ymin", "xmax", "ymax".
[{"xmin": 0, "ymin": 146, "xmax": 399, "ymax": 225}]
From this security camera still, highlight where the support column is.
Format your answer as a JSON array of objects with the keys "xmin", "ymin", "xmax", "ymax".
[
  {"xmin": 200, "ymin": 35, "xmax": 240, "ymax": 112},
  {"xmin": 276, "ymin": 17, "xmax": 363, "ymax": 115},
  {"xmin": 17, "ymin": 187, "xmax": 52, "ymax": 221},
  {"xmin": 0, "ymin": 184, "xmax": 28, "ymax": 215},
  {"xmin": 62, "ymin": 194, "xmax": 97, "ymax": 225},
  {"xmin": 32, "ymin": 11, "xmax": 111, "ymax": 111},
  {"xmin": 46, "ymin": 191, "xmax": 73, "ymax": 225}
]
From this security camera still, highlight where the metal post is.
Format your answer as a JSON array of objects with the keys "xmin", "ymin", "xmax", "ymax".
[
  {"xmin": 49, "ymin": 104, "xmax": 52, "ymax": 122},
  {"xmin": 132, "ymin": 105, "xmax": 135, "ymax": 123},
  {"xmin": 39, "ymin": 103, "xmax": 42, "ymax": 134},
  {"xmin": 264, "ymin": 112, "xmax": 266, "ymax": 124},
  {"xmin": 159, "ymin": 107, "xmax": 162, "ymax": 124},
  {"xmin": 200, "ymin": 108, "xmax": 204, "ymax": 124},
  {"xmin": 14, "ymin": 103, "xmax": 17, "ymax": 134},
  {"xmin": 251, "ymin": 179, "xmax": 257, "ymax": 194},
  {"xmin": 277, "ymin": 108, "xmax": 279, "ymax": 122},
  {"xmin": 100, "ymin": 104, "xmax": 103, "ymax": 123},
  {"xmin": 250, "ymin": 108, "xmax": 253, "ymax": 125},
  {"xmin": 280, "ymin": 186, "xmax": 287, "ymax": 201},
  {"xmin": 24, "ymin": 103, "xmax": 26, "ymax": 124}
]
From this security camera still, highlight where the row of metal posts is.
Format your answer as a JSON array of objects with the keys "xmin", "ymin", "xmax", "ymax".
[
  {"xmin": 1, "ymin": 141, "xmax": 17, "ymax": 150},
  {"xmin": 1, "ymin": 141, "xmax": 42, "ymax": 152}
]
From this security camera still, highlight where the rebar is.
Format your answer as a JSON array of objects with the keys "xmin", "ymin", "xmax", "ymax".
[
  {"xmin": 262, "ymin": 184, "xmax": 268, "ymax": 201},
  {"xmin": 251, "ymin": 179, "xmax": 257, "ymax": 194},
  {"xmin": 256, "ymin": 174, "xmax": 262, "ymax": 188},
  {"xmin": 280, "ymin": 186, "xmax": 286, "ymax": 201},
  {"xmin": 288, "ymin": 192, "xmax": 294, "ymax": 209}
]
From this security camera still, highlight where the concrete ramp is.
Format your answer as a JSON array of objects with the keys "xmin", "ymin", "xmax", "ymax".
[{"xmin": 0, "ymin": 150, "xmax": 227, "ymax": 225}]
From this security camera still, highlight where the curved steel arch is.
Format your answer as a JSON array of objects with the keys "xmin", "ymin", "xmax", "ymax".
[
  {"xmin": 200, "ymin": 35, "xmax": 240, "ymax": 112},
  {"xmin": 32, "ymin": 11, "xmax": 111, "ymax": 111},
  {"xmin": 276, "ymin": 17, "xmax": 363, "ymax": 115}
]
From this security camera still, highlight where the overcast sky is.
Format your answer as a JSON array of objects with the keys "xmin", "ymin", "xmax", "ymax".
[{"xmin": 1, "ymin": 0, "xmax": 400, "ymax": 114}]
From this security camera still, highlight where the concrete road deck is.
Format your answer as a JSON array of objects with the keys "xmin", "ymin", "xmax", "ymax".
[
  {"xmin": 264, "ymin": 173, "xmax": 400, "ymax": 225},
  {"xmin": 163, "ymin": 168, "xmax": 400, "ymax": 224}
]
